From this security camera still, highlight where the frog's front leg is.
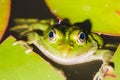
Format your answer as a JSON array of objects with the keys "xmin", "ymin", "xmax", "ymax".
[
  {"xmin": 13, "ymin": 32, "xmax": 39, "ymax": 53},
  {"xmin": 93, "ymin": 50, "xmax": 114, "ymax": 80},
  {"xmin": 13, "ymin": 40, "xmax": 33, "ymax": 53}
]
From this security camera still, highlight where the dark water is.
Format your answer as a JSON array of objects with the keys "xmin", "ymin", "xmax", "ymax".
[{"xmin": 2, "ymin": 0, "xmax": 120, "ymax": 80}]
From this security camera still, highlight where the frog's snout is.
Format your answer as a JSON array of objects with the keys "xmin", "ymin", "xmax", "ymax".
[{"xmin": 58, "ymin": 45, "xmax": 74, "ymax": 58}]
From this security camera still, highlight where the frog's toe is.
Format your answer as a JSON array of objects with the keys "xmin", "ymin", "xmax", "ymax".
[
  {"xmin": 93, "ymin": 64, "xmax": 114, "ymax": 80},
  {"xmin": 13, "ymin": 40, "xmax": 33, "ymax": 54},
  {"xmin": 93, "ymin": 72, "xmax": 103, "ymax": 80},
  {"xmin": 25, "ymin": 48, "xmax": 33, "ymax": 54},
  {"xmin": 13, "ymin": 40, "xmax": 27, "ymax": 46}
]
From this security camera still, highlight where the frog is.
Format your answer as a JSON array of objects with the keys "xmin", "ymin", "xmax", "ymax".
[{"xmin": 11, "ymin": 18, "xmax": 115, "ymax": 80}]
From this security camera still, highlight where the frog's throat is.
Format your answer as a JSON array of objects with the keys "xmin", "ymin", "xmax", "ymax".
[{"xmin": 34, "ymin": 42, "xmax": 101, "ymax": 65}]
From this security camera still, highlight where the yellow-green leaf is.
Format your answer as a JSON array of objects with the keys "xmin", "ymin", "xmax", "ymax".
[
  {"xmin": 0, "ymin": 36, "xmax": 65, "ymax": 80},
  {"xmin": 104, "ymin": 45, "xmax": 120, "ymax": 80},
  {"xmin": 45, "ymin": 0, "xmax": 120, "ymax": 36}
]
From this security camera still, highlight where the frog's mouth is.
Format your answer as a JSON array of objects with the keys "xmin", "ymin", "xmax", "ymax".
[{"xmin": 34, "ymin": 42, "xmax": 101, "ymax": 65}]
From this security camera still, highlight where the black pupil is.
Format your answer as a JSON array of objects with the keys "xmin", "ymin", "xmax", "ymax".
[
  {"xmin": 49, "ymin": 31, "xmax": 54, "ymax": 38},
  {"xmin": 80, "ymin": 32, "xmax": 85, "ymax": 40}
]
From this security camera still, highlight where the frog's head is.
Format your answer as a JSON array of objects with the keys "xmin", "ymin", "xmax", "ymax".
[{"xmin": 35, "ymin": 19, "xmax": 103, "ymax": 65}]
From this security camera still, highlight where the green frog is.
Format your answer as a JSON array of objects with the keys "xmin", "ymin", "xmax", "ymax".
[{"xmin": 11, "ymin": 18, "xmax": 115, "ymax": 80}]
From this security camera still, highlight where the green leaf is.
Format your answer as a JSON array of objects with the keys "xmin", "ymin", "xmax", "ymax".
[
  {"xmin": 111, "ymin": 45, "xmax": 120, "ymax": 80},
  {"xmin": 0, "ymin": 0, "xmax": 11, "ymax": 40},
  {"xmin": 104, "ymin": 45, "xmax": 120, "ymax": 80},
  {"xmin": 0, "ymin": 36, "xmax": 65, "ymax": 80},
  {"xmin": 45, "ymin": 0, "xmax": 120, "ymax": 36}
]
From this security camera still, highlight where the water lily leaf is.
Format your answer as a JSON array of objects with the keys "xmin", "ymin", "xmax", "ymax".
[
  {"xmin": 0, "ymin": 0, "xmax": 11, "ymax": 40},
  {"xmin": 111, "ymin": 45, "xmax": 120, "ymax": 80},
  {"xmin": 104, "ymin": 45, "xmax": 120, "ymax": 80},
  {"xmin": 45, "ymin": 0, "xmax": 120, "ymax": 36},
  {"xmin": 0, "ymin": 36, "xmax": 65, "ymax": 80}
]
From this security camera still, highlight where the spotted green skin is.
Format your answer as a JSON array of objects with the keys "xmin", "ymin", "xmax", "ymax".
[{"xmin": 11, "ymin": 19, "xmax": 114, "ymax": 80}]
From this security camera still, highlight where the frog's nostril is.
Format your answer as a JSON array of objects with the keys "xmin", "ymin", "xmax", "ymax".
[
  {"xmin": 70, "ymin": 42, "xmax": 73, "ymax": 46},
  {"xmin": 69, "ymin": 41, "xmax": 74, "ymax": 47},
  {"xmin": 58, "ymin": 42, "xmax": 62, "ymax": 45}
]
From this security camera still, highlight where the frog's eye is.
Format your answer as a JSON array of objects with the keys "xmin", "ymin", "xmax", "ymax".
[
  {"xmin": 49, "ymin": 30, "xmax": 56, "ymax": 41},
  {"xmin": 77, "ymin": 32, "xmax": 86, "ymax": 43}
]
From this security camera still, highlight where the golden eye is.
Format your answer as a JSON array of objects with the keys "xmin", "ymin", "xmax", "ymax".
[
  {"xmin": 49, "ymin": 30, "xmax": 56, "ymax": 41},
  {"xmin": 77, "ymin": 32, "xmax": 86, "ymax": 43}
]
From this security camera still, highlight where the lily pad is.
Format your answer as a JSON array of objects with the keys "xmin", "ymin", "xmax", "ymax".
[
  {"xmin": 104, "ymin": 45, "xmax": 120, "ymax": 80},
  {"xmin": 111, "ymin": 45, "xmax": 120, "ymax": 80},
  {"xmin": 0, "ymin": 36, "xmax": 65, "ymax": 80},
  {"xmin": 45, "ymin": 0, "xmax": 120, "ymax": 36},
  {"xmin": 0, "ymin": 0, "xmax": 11, "ymax": 40}
]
